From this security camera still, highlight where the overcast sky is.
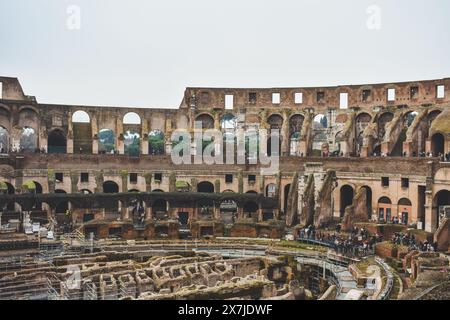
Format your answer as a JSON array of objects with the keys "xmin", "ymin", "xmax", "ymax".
[{"xmin": 1, "ymin": 0, "xmax": 449, "ymax": 108}]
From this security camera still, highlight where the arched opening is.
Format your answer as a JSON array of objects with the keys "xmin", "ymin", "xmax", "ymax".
[
  {"xmin": 47, "ymin": 129, "xmax": 67, "ymax": 154},
  {"xmin": 197, "ymin": 199, "xmax": 214, "ymax": 220},
  {"xmin": 339, "ymin": 185, "xmax": 354, "ymax": 217},
  {"xmin": 360, "ymin": 186, "xmax": 372, "ymax": 219},
  {"xmin": 195, "ymin": 114, "xmax": 214, "ymax": 130},
  {"xmin": 1, "ymin": 182, "xmax": 15, "ymax": 211},
  {"xmin": 246, "ymin": 190, "xmax": 258, "ymax": 194},
  {"xmin": 21, "ymin": 181, "xmax": 43, "ymax": 210},
  {"xmin": 152, "ymin": 199, "xmax": 168, "ymax": 220},
  {"xmin": 103, "ymin": 181, "xmax": 119, "ymax": 193},
  {"xmin": 124, "ymin": 131, "xmax": 140, "ymax": 156},
  {"xmin": 54, "ymin": 189, "xmax": 68, "ymax": 214},
  {"xmin": 80, "ymin": 189, "xmax": 92, "ymax": 194},
  {"xmin": 377, "ymin": 196, "xmax": 392, "ymax": 222},
  {"xmin": 268, "ymin": 114, "xmax": 283, "ymax": 130},
  {"xmin": 197, "ymin": 181, "xmax": 214, "ymax": 193},
  {"xmin": 431, "ymin": 133, "xmax": 445, "ymax": 156},
  {"xmin": 265, "ymin": 183, "xmax": 276, "ymax": 198},
  {"xmin": 312, "ymin": 114, "xmax": 327, "ymax": 156},
  {"xmin": 98, "ymin": 129, "xmax": 115, "ymax": 154},
  {"xmin": 243, "ymin": 201, "xmax": 259, "ymax": 219},
  {"xmin": 283, "ymin": 184, "xmax": 291, "ymax": 214},
  {"xmin": 103, "ymin": 181, "xmax": 119, "ymax": 212},
  {"xmin": 0, "ymin": 126, "xmax": 10, "ymax": 153},
  {"xmin": 19, "ymin": 127, "xmax": 37, "ymax": 153},
  {"xmin": 289, "ymin": 114, "xmax": 304, "ymax": 156},
  {"xmin": 72, "ymin": 110, "xmax": 92, "ymax": 154},
  {"xmin": 123, "ymin": 112, "xmax": 141, "ymax": 125},
  {"xmin": 148, "ymin": 130, "xmax": 165, "ymax": 155},
  {"xmin": 397, "ymin": 198, "xmax": 412, "ymax": 225},
  {"xmin": 129, "ymin": 197, "xmax": 145, "ymax": 226},
  {"xmin": 220, "ymin": 114, "xmax": 237, "ymax": 131},
  {"xmin": 220, "ymin": 199, "xmax": 237, "ymax": 224},
  {"xmin": 152, "ymin": 189, "xmax": 164, "ymax": 193},
  {"xmin": 434, "ymin": 190, "xmax": 450, "ymax": 230}
]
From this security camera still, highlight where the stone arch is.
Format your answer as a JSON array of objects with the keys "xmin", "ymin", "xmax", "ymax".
[
  {"xmin": 433, "ymin": 190, "xmax": 450, "ymax": 230},
  {"xmin": 1, "ymin": 181, "xmax": 15, "ymax": 211},
  {"xmin": 103, "ymin": 180, "xmax": 119, "ymax": 211},
  {"xmin": 197, "ymin": 198, "xmax": 214, "ymax": 220},
  {"xmin": 0, "ymin": 125, "xmax": 10, "ymax": 153},
  {"xmin": 54, "ymin": 189, "xmax": 68, "ymax": 215},
  {"xmin": 47, "ymin": 129, "xmax": 67, "ymax": 154},
  {"xmin": 80, "ymin": 189, "xmax": 92, "ymax": 194},
  {"xmin": 123, "ymin": 112, "xmax": 141, "ymax": 125},
  {"xmin": 431, "ymin": 133, "xmax": 445, "ymax": 156},
  {"xmin": 243, "ymin": 201, "xmax": 259, "ymax": 218},
  {"xmin": 152, "ymin": 199, "xmax": 168, "ymax": 215},
  {"xmin": 377, "ymin": 196, "xmax": 392, "ymax": 222},
  {"xmin": 195, "ymin": 113, "xmax": 214, "ymax": 130},
  {"xmin": 267, "ymin": 114, "xmax": 283, "ymax": 130},
  {"xmin": 124, "ymin": 130, "xmax": 140, "ymax": 156},
  {"xmin": 397, "ymin": 197, "xmax": 412, "ymax": 225},
  {"xmin": 339, "ymin": 184, "xmax": 354, "ymax": 217},
  {"xmin": 0, "ymin": 106, "xmax": 11, "ymax": 130},
  {"xmin": 246, "ymin": 190, "xmax": 258, "ymax": 194},
  {"xmin": 197, "ymin": 181, "xmax": 214, "ymax": 193},
  {"xmin": 103, "ymin": 181, "xmax": 119, "ymax": 193},
  {"xmin": 72, "ymin": 110, "xmax": 92, "ymax": 154},
  {"xmin": 265, "ymin": 183, "xmax": 276, "ymax": 198},
  {"xmin": 312, "ymin": 114, "xmax": 328, "ymax": 156},
  {"xmin": 19, "ymin": 127, "xmax": 37, "ymax": 153},
  {"xmin": 18, "ymin": 107, "xmax": 39, "ymax": 130},
  {"xmin": 148, "ymin": 130, "xmax": 165, "ymax": 155},
  {"xmin": 220, "ymin": 199, "xmax": 237, "ymax": 224},
  {"xmin": 220, "ymin": 113, "xmax": 237, "ymax": 130},
  {"xmin": 98, "ymin": 129, "xmax": 116, "ymax": 154}
]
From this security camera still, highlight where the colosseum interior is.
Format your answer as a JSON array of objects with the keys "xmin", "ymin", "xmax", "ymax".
[{"xmin": 0, "ymin": 76, "xmax": 449, "ymax": 301}]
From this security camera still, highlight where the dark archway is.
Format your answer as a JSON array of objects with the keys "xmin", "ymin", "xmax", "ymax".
[
  {"xmin": 243, "ymin": 201, "xmax": 259, "ymax": 219},
  {"xmin": 431, "ymin": 133, "xmax": 445, "ymax": 156},
  {"xmin": 48, "ymin": 129, "xmax": 67, "ymax": 154},
  {"xmin": 197, "ymin": 181, "xmax": 214, "ymax": 193},
  {"xmin": 103, "ymin": 181, "xmax": 119, "ymax": 193},
  {"xmin": 340, "ymin": 185, "xmax": 354, "ymax": 217},
  {"xmin": 54, "ymin": 189, "xmax": 68, "ymax": 214},
  {"xmin": 434, "ymin": 190, "xmax": 450, "ymax": 229}
]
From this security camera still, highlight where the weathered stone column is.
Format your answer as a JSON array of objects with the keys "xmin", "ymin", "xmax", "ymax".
[
  {"xmin": 281, "ymin": 111, "xmax": 290, "ymax": 156},
  {"xmin": 116, "ymin": 116, "xmax": 124, "ymax": 154},
  {"xmin": 141, "ymin": 119, "xmax": 149, "ymax": 155},
  {"xmin": 91, "ymin": 114, "xmax": 99, "ymax": 154},
  {"xmin": 67, "ymin": 112, "xmax": 74, "ymax": 154}
]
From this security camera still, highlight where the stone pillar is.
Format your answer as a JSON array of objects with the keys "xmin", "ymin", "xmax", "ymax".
[
  {"xmin": 145, "ymin": 206, "xmax": 152, "ymax": 220},
  {"xmin": 121, "ymin": 204, "xmax": 129, "ymax": 220},
  {"xmin": 67, "ymin": 112, "xmax": 74, "ymax": 154},
  {"xmin": 424, "ymin": 192, "xmax": 434, "ymax": 233},
  {"xmin": 237, "ymin": 206, "xmax": 244, "ymax": 220},
  {"xmin": 116, "ymin": 116, "xmax": 124, "ymax": 154},
  {"xmin": 257, "ymin": 208, "xmax": 263, "ymax": 222},
  {"xmin": 141, "ymin": 119, "xmax": 149, "ymax": 155},
  {"xmin": 214, "ymin": 206, "xmax": 220, "ymax": 220},
  {"xmin": 91, "ymin": 115, "xmax": 98, "ymax": 154},
  {"xmin": 425, "ymin": 138, "xmax": 432, "ymax": 154},
  {"xmin": 281, "ymin": 112, "xmax": 289, "ymax": 156},
  {"xmin": 0, "ymin": 212, "xmax": 2, "ymax": 227}
]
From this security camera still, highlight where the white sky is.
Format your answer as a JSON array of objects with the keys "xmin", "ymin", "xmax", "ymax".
[{"xmin": 1, "ymin": 0, "xmax": 449, "ymax": 108}]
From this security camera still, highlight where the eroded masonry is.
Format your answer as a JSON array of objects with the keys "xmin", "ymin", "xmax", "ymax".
[{"xmin": 1, "ymin": 76, "xmax": 450, "ymax": 300}]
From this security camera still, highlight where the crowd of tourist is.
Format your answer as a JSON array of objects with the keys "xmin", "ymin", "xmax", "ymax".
[
  {"xmin": 297, "ymin": 224, "xmax": 383, "ymax": 257},
  {"xmin": 391, "ymin": 232, "xmax": 438, "ymax": 252}
]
